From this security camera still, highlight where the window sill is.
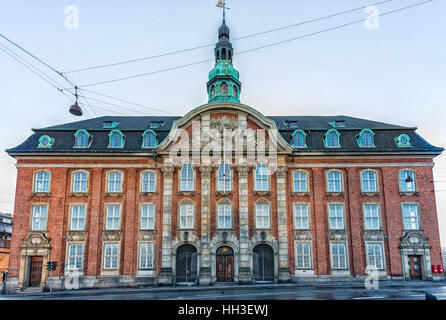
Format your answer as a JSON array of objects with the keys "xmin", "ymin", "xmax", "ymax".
[
  {"xmin": 177, "ymin": 191, "xmax": 196, "ymax": 196},
  {"xmin": 253, "ymin": 191, "xmax": 271, "ymax": 196},
  {"xmin": 31, "ymin": 192, "xmax": 51, "ymax": 197},
  {"xmin": 325, "ymin": 192, "xmax": 344, "ymax": 196},
  {"xmin": 139, "ymin": 192, "xmax": 158, "ymax": 196},
  {"xmin": 104, "ymin": 192, "xmax": 124, "ymax": 197},
  {"xmin": 361, "ymin": 192, "xmax": 379, "ymax": 197},
  {"xmin": 216, "ymin": 190, "xmax": 233, "ymax": 195},
  {"xmin": 291, "ymin": 192, "xmax": 310, "ymax": 196},
  {"xmin": 70, "ymin": 192, "xmax": 89, "ymax": 197},
  {"xmin": 399, "ymin": 191, "xmax": 419, "ymax": 196}
]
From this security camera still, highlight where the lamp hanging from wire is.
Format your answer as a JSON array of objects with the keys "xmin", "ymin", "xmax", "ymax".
[{"xmin": 69, "ymin": 86, "xmax": 83, "ymax": 116}]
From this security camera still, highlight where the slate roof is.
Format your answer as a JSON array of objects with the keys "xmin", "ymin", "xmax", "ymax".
[{"xmin": 6, "ymin": 115, "xmax": 443, "ymax": 155}]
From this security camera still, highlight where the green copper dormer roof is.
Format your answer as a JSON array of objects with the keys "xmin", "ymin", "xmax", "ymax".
[{"xmin": 208, "ymin": 60, "xmax": 239, "ymax": 80}]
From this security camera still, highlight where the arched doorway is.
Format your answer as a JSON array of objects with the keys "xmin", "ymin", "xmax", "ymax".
[
  {"xmin": 252, "ymin": 244, "xmax": 274, "ymax": 283},
  {"xmin": 176, "ymin": 244, "xmax": 197, "ymax": 284},
  {"xmin": 216, "ymin": 246, "xmax": 234, "ymax": 282}
]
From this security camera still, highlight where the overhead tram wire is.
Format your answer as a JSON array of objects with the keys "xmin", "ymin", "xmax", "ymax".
[
  {"xmin": 61, "ymin": 0, "xmax": 394, "ymax": 74},
  {"xmin": 73, "ymin": 0, "xmax": 435, "ymax": 89}
]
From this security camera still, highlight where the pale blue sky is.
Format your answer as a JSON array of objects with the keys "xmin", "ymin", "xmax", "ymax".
[{"xmin": 1, "ymin": 0, "xmax": 445, "ymax": 244}]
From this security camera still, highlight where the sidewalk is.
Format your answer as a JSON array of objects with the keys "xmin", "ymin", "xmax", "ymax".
[{"xmin": 3, "ymin": 279, "xmax": 446, "ymax": 299}]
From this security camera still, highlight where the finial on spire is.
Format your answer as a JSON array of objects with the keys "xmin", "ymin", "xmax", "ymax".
[{"xmin": 216, "ymin": 0, "xmax": 229, "ymax": 22}]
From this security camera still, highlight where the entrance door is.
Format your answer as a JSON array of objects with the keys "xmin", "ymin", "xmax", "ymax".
[
  {"xmin": 216, "ymin": 246, "xmax": 234, "ymax": 282},
  {"xmin": 408, "ymin": 255, "xmax": 422, "ymax": 279},
  {"xmin": 176, "ymin": 244, "xmax": 197, "ymax": 284},
  {"xmin": 29, "ymin": 256, "xmax": 43, "ymax": 287},
  {"xmin": 252, "ymin": 244, "xmax": 274, "ymax": 283}
]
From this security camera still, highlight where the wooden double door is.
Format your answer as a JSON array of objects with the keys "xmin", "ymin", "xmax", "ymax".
[
  {"xmin": 216, "ymin": 246, "xmax": 234, "ymax": 282},
  {"xmin": 28, "ymin": 256, "xmax": 43, "ymax": 287},
  {"xmin": 408, "ymin": 255, "xmax": 422, "ymax": 280}
]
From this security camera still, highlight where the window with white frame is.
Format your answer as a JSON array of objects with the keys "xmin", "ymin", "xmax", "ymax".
[
  {"xmin": 295, "ymin": 242, "xmax": 312, "ymax": 269},
  {"xmin": 361, "ymin": 170, "xmax": 377, "ymax": 193},
  {"xmin": 293, "ymin": 171, "xmax": 308, "ymax": 192},
  {"xmin": 141, "ymin": 171, "xmax": 156, "ymax": 193},
  {"xmin": 67, "ymin": 244, "xmax": 84, "ymax": 270},
  {"xmin": 105, "ymin": 204, "xmax": 121, "ymax": 230},
  {"xmin": 31, "ymin": 205, "xmax": 48, "ymax": 231},
  {"xmin": 179, "ymin": 203, "xmax": 194, "ymax": 229},
  {"xmin": 34, "ymin": 171, "xmax": 50, "ymax": 192},
  {"xmin": 255, "ymin": 163, "xmax": 269, "ymax": 191},
  {"xmin": 402, "ymin": 203, "xmax": 420, "ymax": 230},
  {"xmin": 217, "ymin": 203, "xmax": 232, "ymax": 229},
  {"xmin": 326, "ymin": 171, "xmax": 343, "ymax": 192},
  {"xmin": 107, "ymin": 171, "xmax": 122, "ymax": 193},
  {"xmin": 217, "ymin": 163, "xmax": 231, "ymax": 191},
  {"xmin": 330, "ymin": 243, "xmax": 347, "ymax": 269},
  {"xmin": 293, "ymin": 204, "xmax": 309, "ymax": 229},
  {"xmin": 72, "ymin": 171, "xmax": 88, "ymax": 193},
  {"xmin": 399, "ymin": 170, "xmax": 416, "ymax": 192},
  {"xmin": 363, "ymin": 204, "xmax": 380, "ymax": 230},
  {"xmin": 103, "ymin": 243, "xmax": 119, "ymax": 269},
  {"xmin": 139, "ymin": 242, "xmax": 154, "ymax": 269},
  {"xmin": 255, "ymin": 203, "xmax": 270, "ymax": 229},
  {"xmin": 328, "ymin": 204, "xmax": 344, "ymax": 230},
  {"xmin": 140, "ymin": 204, "xmax": 155, "ymax": 230},
  {"xmin": 180, "ymin": 163, "xmax": 194, "ymax": 191},
  {"xmin": 70, "ymin": 205, "xmax": 86, "ymax": 230},
  {"xmin": 366, "ymin": 242, "xmax": 384, "ymax": 269}
]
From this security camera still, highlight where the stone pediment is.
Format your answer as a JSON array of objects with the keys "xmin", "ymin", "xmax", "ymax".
[
  {"xmin": 400, "ymin": 230, "xmax": 430, "ymax": 249},
  {"xmin": 22, "ymin": 232, "xmax": 51, "ymax": 249}
]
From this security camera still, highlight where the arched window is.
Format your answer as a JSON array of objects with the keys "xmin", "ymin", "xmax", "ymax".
[
  {"xmin": 255, "ymin": 163, "xmax": 269, "ymax": 191},
  {"xmin": 211, "ymin": 85, "xmax": 215, "ymax": 98},
  {"xmin": 293, "ymin": 171, "xmax": 308, "ymax": 192},
  {"xmin": 324, "ymin": 129, "xmax": 340, "ymax": 147},
  {"xmin": 358, "ymin": 129, "xmax": 375, "ymax": 147},
  {"xmin": 233, "ymin": 86, "xmax": 238, "ymax": 99},
  {"xmin": 74, "ymin": 130, "xmax": 91, "ymax": 148},
  {"xmin": 72, "ymin": 170, "xmax": 88, "ymax": 193},
  {"xmin": 107, "ymin": 171, "xmax": 123, "ymax": 193},
  {"xmin": 220, "ymin": 82, "xmax": 228, "ymax": 95},
  {"xmin": 141, "ymin": 171, "xmax": 156, "ymax": 192},
  {"xmin": 217, "ymin": 163, "xmax": 231, "ymax": 191},
  {"xmin": 180, "ymin": 163, "xmax": 194, "ymax": 191},
  {"xmin": 142, "ymin": 130, "xmax": 157, "ymax": 148},
  {"xmin": 108, "ymin": 130, "xmax": 125, "ymax": 148},
  {"xmin": 326, "ymin": 170, "xmax": 343, "ymax": 192},
  {"xmin": 228, "ymin": 50, "xmax": 232, "ymax": 61},
  {"xmin": 399, "ymin": 169, "xmax": 416, "ymax": 192},
  {"xmin": 360, "ymin": 170, "xmax": 377, "ymax": 192},
  {"xmin": 292, "ymin": 130, "xmax": 306, "ymax": 148},
  {"xmin": 34, "ymin": 170, "xmax": 51, "ymax": 193},
  {"xmin": 221, "ymin": 48, "xmax": 227, "ymax": 60}
]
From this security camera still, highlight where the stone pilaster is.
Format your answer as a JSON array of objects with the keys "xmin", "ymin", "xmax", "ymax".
[
  {"xmin": 237, "ymin": 164, "xmax": 252, "ymax": 283},
  {"xmin": 199, "ymin": 165, "xmax": 212, "ymax": 285},
  {"xmin": 276, "ymin": 164, "xmax": 291, "ymax": 282},
  {"xmin": 159, "ymin": 165, "xmax": 174, "ymax": 285}
]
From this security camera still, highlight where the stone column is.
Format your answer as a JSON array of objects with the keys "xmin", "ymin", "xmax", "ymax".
[
  {"xmin": 158, "ymin": 165, "xmax": 174, "ymax": 285},
  {"xmin": 237, "ymin": 165, "xmax": 252, "ymax": 283},
  {"xmin": 199, "ymin": 165, "xmax": 212, "ymax": 285},
  {"xmin": 276, "ymin": 164, "xmax": 291, "ymax": 282}
]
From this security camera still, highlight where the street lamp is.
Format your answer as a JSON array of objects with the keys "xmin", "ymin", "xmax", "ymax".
[{"xmin": 69, "ymin": 86, "xmax": 83, "ymax": 116}]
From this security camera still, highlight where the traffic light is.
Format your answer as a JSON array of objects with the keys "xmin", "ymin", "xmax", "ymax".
[
  {"xmin": 52, "ymin": 261, "xmax": 57, "ymax": 271},
  {"xmin": 46, "ymin": 261, "xmax": 57, "ymax": 271}
]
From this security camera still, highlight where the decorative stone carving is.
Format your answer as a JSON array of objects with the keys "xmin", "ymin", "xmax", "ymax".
[
  {"xmin": 276, "ymin": 165, "xmax": 288, "ymax": 178},
  {"xmin": 400, "ymin": 230, "xmax": 430, "ymax": 249},
  {"xmin": 364, "ymin": 230, "xmax": 384, "ymax": 241},
  {"xmin": 293, "ymin": 231, "xmax": 312, "ymax": 241},
  {"xmin": 66, "ymin": 231, "xmax": 86, "ymax": 241},
  {"xmin": 22, "ymin": 232, "xmax": 51, "ymax": 249},
  {"xmin": 210, "ymin": 116, "xmax": 238, "ymax": 133},
  {"xmin": 328, "ymin": 230, "xmax": 347, "ymax": 241},
  {"xmin": 138, "ymin": 231, "xmax": 156, "ymax": 241},
  {"xmin": 236, "ymin": 165, "xmax": 250, "ymax": 177},
  {"xmin": 161, "ymin": 165, "xmax": 174, "ymax": 177},
  {"xmin": 102, "ymin": 230, "xmax": 122, "ymax": 241},
  {"xmin": 199, "ymin": 165, "xmax": 213, "ymax": 178}
]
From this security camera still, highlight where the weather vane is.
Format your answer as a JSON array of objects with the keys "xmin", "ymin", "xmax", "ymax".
[{"xmin": 216, "ymin": 0, "xmax": 230, "ymax": 21}]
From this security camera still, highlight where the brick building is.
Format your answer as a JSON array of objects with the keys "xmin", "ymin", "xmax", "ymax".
[
  {"xmin": 0, "ymin": 212, "xmax": 12, "ymax": 283},
  {"xmin": 4, "ymin": 18, "xmax": 444, "ymax": 292}
]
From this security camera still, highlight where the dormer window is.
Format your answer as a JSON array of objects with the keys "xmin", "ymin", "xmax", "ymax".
[
  {"xmin": 103, "ymin": 121, "xmax": 119, "ymax": 129},
  {"xmin": 108, "ymin": 130, "xmax": 125, "ymax": 148},
  {"xmin": 395, "ymin": 134, "xmax": 411, "ymax": 147},
  {"xmin": 291, "ymin": 130, "xmax": 307, "ymax": 148},
  {"xmin": 357, "ymin": 129, "xmax": 375, "ymax": 147},
  {"xmin": 324, "ymin": 129, "xmax": 341, "ymax": 148},
  {"xmin": 37, "ymin": 135, "xmax": 55, "ymax": 148},
  {"xmin": 74, "ymin": 129, "xmax": 92, "ymax": 148},
  {"xmin": 149, "ymin": 121, "xmax": 164, "ymax": 129},
  {"xmin": 142, "ymin": 130, "xmax": 157, "ymax": 148}
]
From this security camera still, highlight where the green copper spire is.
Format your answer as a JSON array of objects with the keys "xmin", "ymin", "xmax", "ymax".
[{"xmin": 207, "ymin": 5, "xmax": 241, "ymax": 103}]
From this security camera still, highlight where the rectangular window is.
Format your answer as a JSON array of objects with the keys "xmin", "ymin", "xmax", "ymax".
[
  {"xmin": 103, "ymin": 243, "xmax": 119, "ymax": 269},
  {"xmin": 361, "ymin": 171, "xmax": 377, "ymax": 192},
  {"xmin": 366, "ymin": 242, "xmax": 384, "ymax": 269},
  {"xmin": 34, "ymin": 171, "xmax": 50, "ymax": 192},
  {"xmin": 31, "ymin": 205, "xmax": 48, "ymax": 231},
  {"xmin": 140, "ymin": 204, "xmax": 155, "ymax": 230},
  {"xmin": 72, "ymin": 172, "xmax": 88, "ymax": 193},
  {"xmin": 293, "ymin": 171, "xmax": 308, "ymax": 192},
  {"xmin": 255, "ymin": 164, "xmax": 269, "ymax": 191},
  {"xmin": 179, "ymin": 204, "xmax": 194, "ymax": 229},
  {"xmin": 141, "ymin": 172, "xmax": 156, "ymax": 192},
  {"xmin": 255, "ymin": 204, "xmax": 270, "ymax": 229},
  {"xmin": 217, "ymin": 203, "xmax": 232, "ymax": 229},
  {"xmin": 105, "ymin": 204, "xmax": 121, "ymax": 230},
  {"xmin": 402, "ymin": 203, "xmax": 420, "ymax": 230},
  {"xmin": 328, "ymin": 204, "xmax": 344, "ymax": 230},
  {"xmin": 139, "ymin": 242, "xmax": 154, "ymax": 269},
  {"xmin": 107, "ymin": 172, "xmax": 122, "ymax": 193},
  {"xmin": 67, "ymin": 244, "xmax": 84, "ymax": 270},
  {"xmin": 363, "ymin": 204, "xmax": 380, "ymax": 230},
  {"xmin": 70, "ymin": 205, "xmax": 86, "ymax": 230},
  {"xmin": 294, "ymin": 204, "xmax": 309, "ymax": 229},
  {"xmin": 295, "ymin": 242, "xmax": 312, "ymax": 269},
  {"xmin": 399, "ymin": 170, "xmax": 416, "ymax": 192},
  {"xmin": 331, "ymin": 243, "xmax": 347, "ymax": 269},
  {"xmin": 327, "ymin": 171, "xmax": 342, "ymax": 192}
]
